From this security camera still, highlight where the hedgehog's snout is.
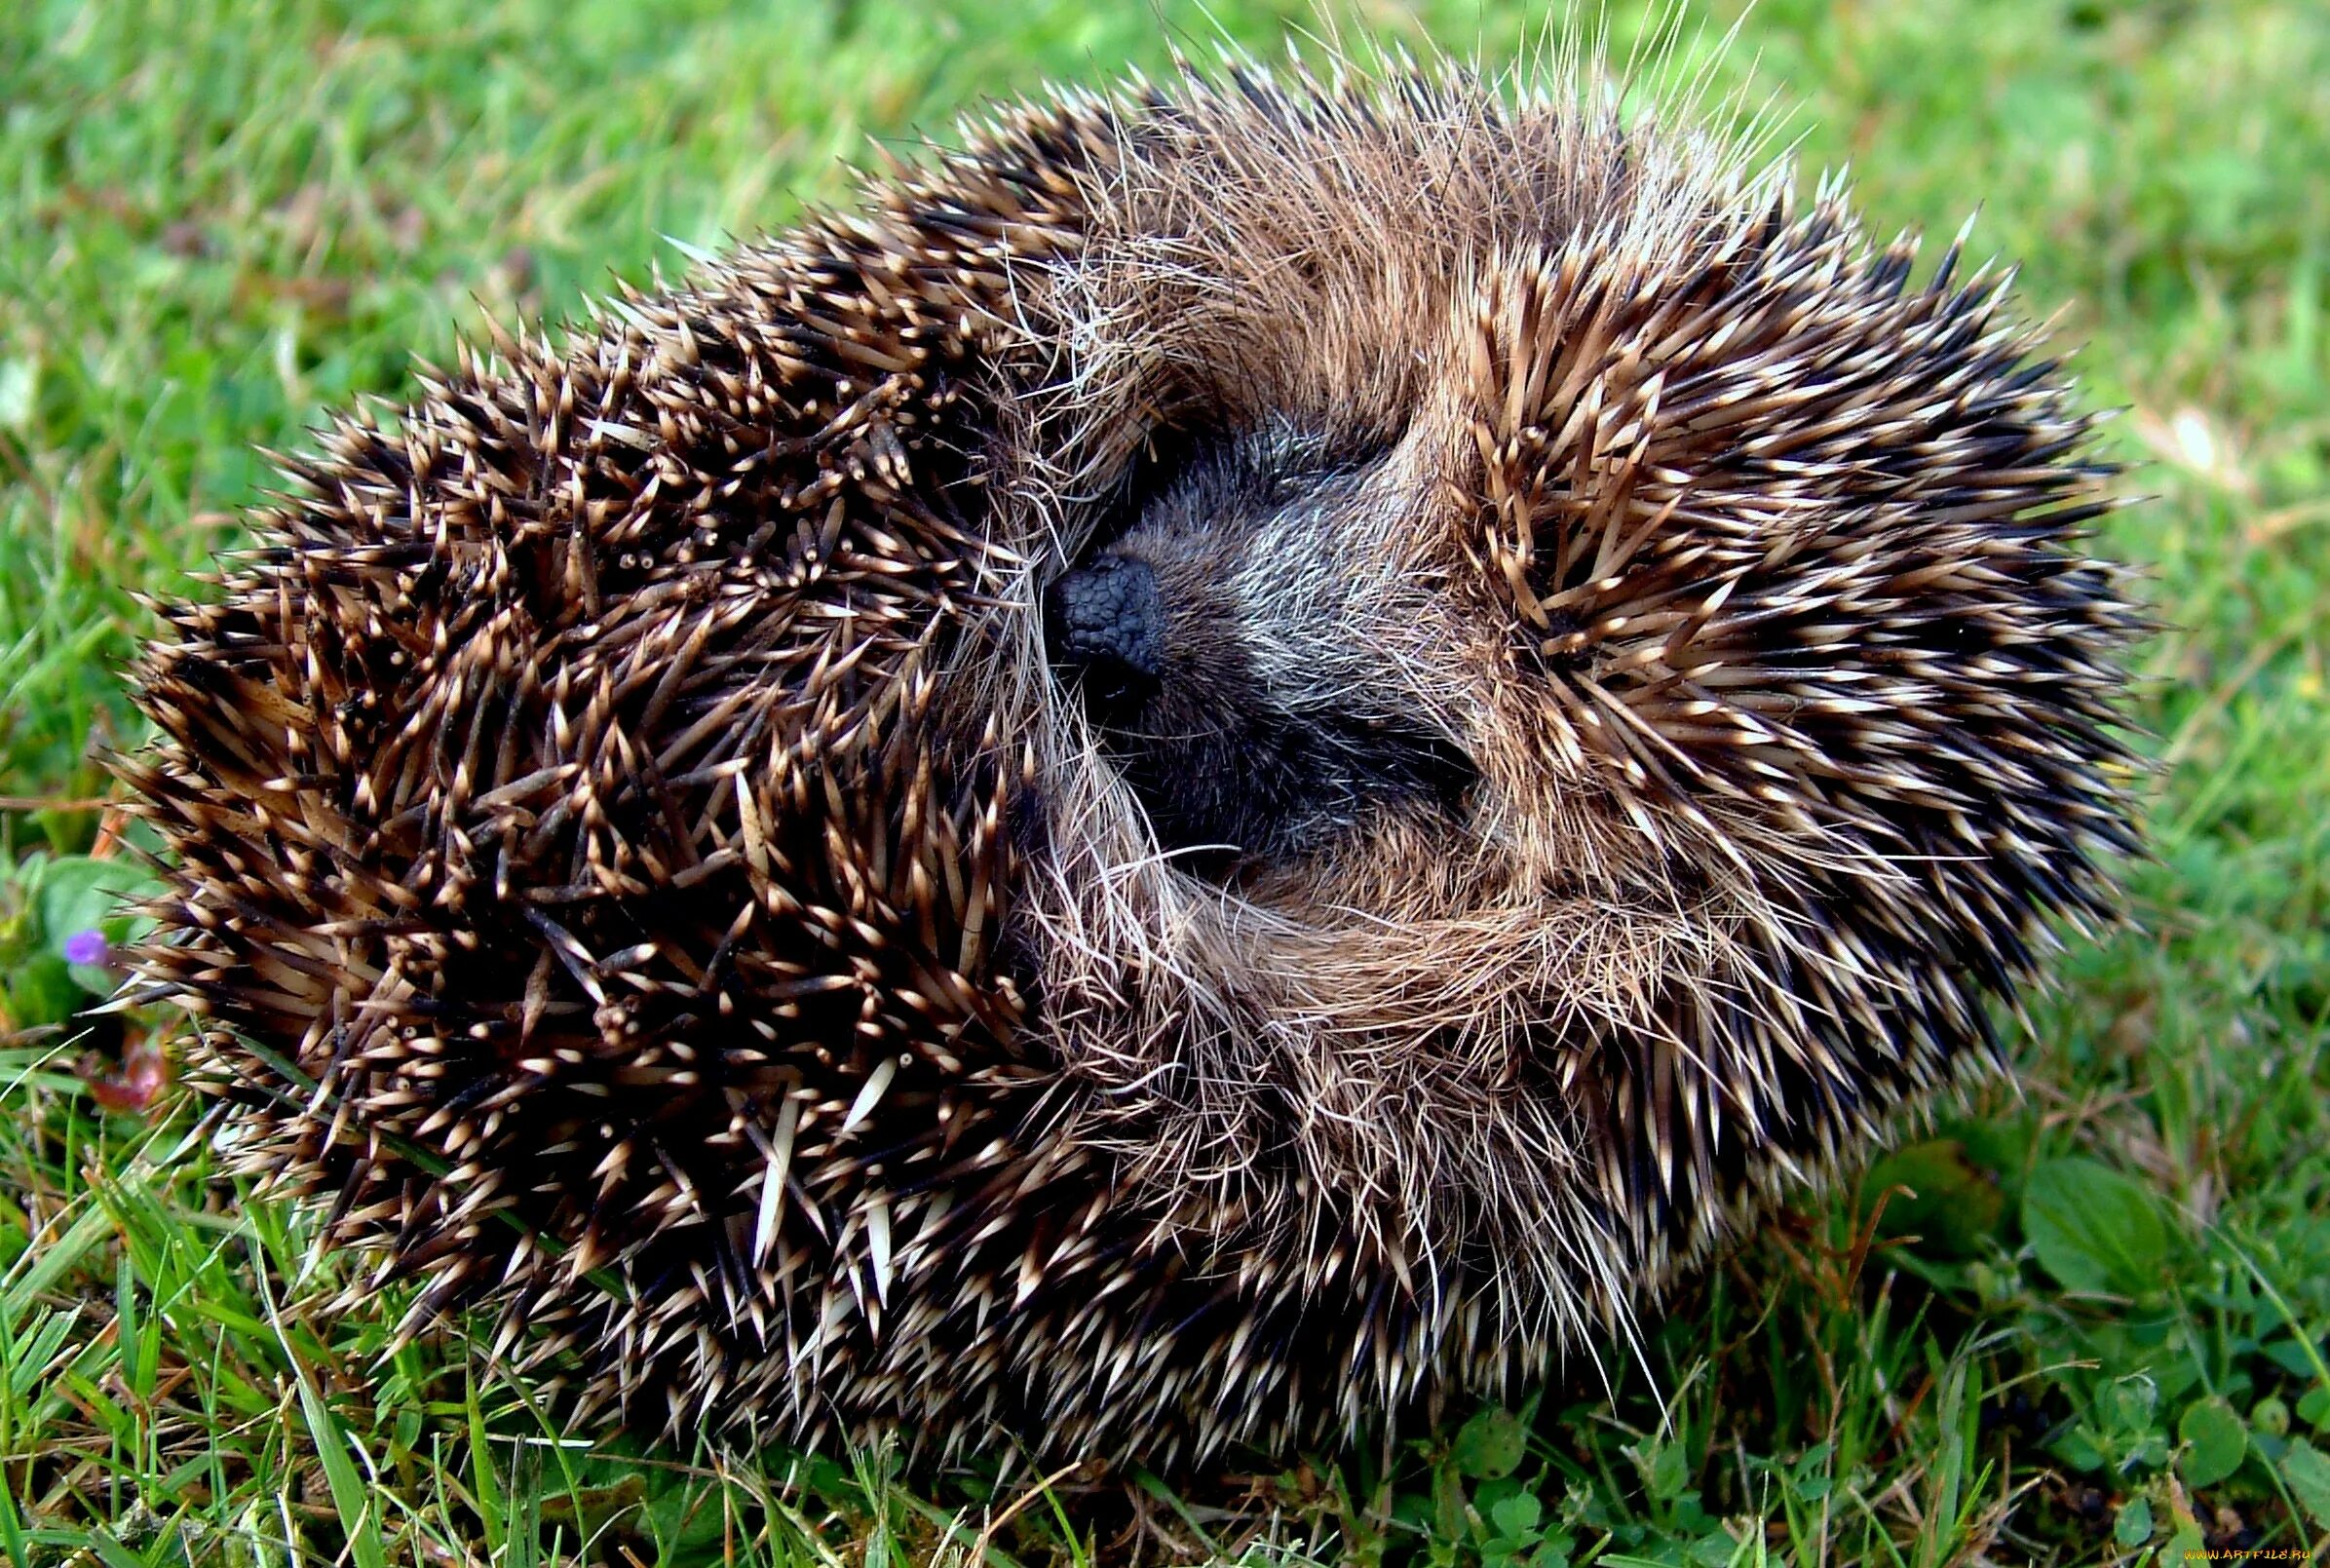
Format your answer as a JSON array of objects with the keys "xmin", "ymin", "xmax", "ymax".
[{"xmin": 1044, "ymin": 555, "xmax": 1165, "ymax": 723}]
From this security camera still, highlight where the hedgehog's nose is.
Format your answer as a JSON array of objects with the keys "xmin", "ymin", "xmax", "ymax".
[{"xmin": 1046, "ymin": 554, "xmax": 1165, "ymax": 720}]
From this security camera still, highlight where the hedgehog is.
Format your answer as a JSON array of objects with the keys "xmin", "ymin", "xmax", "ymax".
[{"xmin": 117, "ymin": 52, "xmax": 2142, "ymax": 1472}]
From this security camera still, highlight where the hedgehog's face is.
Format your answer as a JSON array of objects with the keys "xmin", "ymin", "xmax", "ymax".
[{"xmin": 1045, "ymin": 432, "xmax": 1477, "ymax": 880}]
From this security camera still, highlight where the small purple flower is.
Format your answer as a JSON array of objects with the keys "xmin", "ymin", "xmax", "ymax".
[{"xmin": 63, "ymin": 929, "xmax": 111, "ymax": 968}]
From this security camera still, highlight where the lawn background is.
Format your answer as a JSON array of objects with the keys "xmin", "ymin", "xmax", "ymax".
[{"xmin": 1, "ymin": 0, "xmax": 2326, "ymax": 1563}]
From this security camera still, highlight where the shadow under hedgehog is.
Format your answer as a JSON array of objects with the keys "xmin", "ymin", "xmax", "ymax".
[{"xmin": 119, "ymin": 56, "xmax": 2142, "ymax": 1472}]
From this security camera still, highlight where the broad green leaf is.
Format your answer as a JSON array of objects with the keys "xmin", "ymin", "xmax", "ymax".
[
  {"xmin": 1489, "ymin": 1491, "xmax": 1542, "ymax": 1538},
  {"xmin": 1644, "ymin": 1439, "xmax": 1690, "ymax": 1502},
  {"xmin": 2264, "ymin": 1337, "xmax": 2327, "ymax": 1380},
  {"xmin": 1862, "ymin": 1139, "xmax": 2005, "ymax": 1257},
  {"xmin": 1686, "ymin": 1529, "xmax": 1740, "ymax": 1567},
  {"xmin": 4, "ymin": 954, "xmax": 83, "ymax": 1028},
  {"xmin": 34, "ymin": 856, "xmax": 158, "ymax": 953},
  {"xmin": 2021, "ymin": 1158, "xmax": 2170, "ymax": 1294},
  {"xmin": 1452, "ymin": 1406, "xmax": 1528, "ymax": 1479},
  {"xmin": 2283, "ymin": 1439, "xmax": 2330, "ymax": 1528},
  {"xmin": 2178, "ymin": 1396, "xmax": 2247, "ymax": 1487},
  {"xmin": 2101, "ymin": 1375, "xmax": 2158, "ymax": 1435}
]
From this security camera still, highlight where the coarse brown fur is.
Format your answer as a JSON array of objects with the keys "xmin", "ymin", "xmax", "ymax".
[{"xmin": 118, "ymin": 46, "xmax": 2141, "ymax": 1472}]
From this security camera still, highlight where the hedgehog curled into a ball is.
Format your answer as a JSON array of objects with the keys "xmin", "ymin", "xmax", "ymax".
[{"xmin": 122, "ymin": 59, "xmax": 2141, "ymax": 1469}]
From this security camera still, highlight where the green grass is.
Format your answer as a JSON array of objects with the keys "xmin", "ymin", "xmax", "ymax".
[{"xmin": 2, "ymin": 0, "xmax": 2326, "ymax": 1561}]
